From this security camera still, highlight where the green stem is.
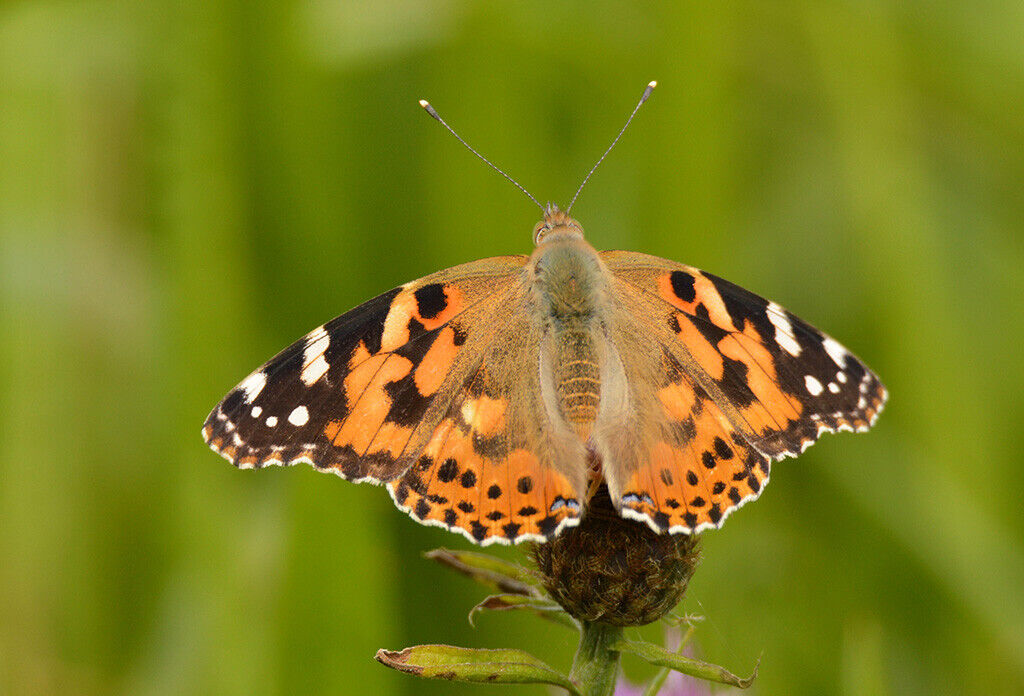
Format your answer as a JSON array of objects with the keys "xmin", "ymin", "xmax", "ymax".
[{"xmin": 569, "ymin": 622, "xmax": 624, "ymax": 696}]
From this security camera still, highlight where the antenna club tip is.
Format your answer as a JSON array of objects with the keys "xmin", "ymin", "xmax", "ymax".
[
  {"xmin": 419, "ymin": 99, "xmax": 442, "ymax": 121},
  {"xmin": 640, "ymin": 81, "xmax": 657, "ymax": 103}
]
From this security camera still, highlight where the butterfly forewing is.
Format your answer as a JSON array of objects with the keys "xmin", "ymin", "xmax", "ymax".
[{"xmin": 203, "ymin": 256, "xmax": 528, "ymax": 482}]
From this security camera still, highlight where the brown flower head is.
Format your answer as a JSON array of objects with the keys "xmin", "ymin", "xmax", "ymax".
[{"xmin": 532, "ymin": 485, "xmax": 700, "ymax": 626}]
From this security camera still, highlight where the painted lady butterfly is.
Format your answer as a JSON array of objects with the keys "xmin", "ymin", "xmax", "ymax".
[{"xmin": 203, "ymin": 84, "xmax": 886, "ymax": 546}]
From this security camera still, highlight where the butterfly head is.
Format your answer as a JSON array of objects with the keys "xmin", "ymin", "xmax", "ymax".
[{"xmin": 534, "ymin": 205, "xmax": 585, "ymax": 245}]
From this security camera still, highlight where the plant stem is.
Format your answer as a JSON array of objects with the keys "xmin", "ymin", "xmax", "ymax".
[{"xmin": 569, "ymin": 622, "xmax": 624, "ymax": 696}]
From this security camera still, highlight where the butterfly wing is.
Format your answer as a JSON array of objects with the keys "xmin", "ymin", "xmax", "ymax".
[
  {"xmin": 203, "ymin": 255, "xmax": 585, "ymax": 544},
  {"xmin": 597, "ymin": 250, "xmax": 887, "ymax": 533}
]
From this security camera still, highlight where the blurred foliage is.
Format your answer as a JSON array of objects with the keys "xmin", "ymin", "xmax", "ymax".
[{"xmin": 1, "ymin": 1, "xmax": 1022, "ymax": 694}]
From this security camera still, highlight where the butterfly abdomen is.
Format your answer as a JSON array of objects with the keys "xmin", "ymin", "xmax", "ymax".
[{"xmin": 553, "ymin": 328, "xmax": 602, "ymax": 430}]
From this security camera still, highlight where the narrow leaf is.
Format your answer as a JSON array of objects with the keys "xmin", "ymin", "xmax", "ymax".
[
  {"xmin": 612, "ymin": 639, "xmax": 758, "ymax": 689},
  {"xmin": 375, "ymin": 644, "xmax": 581, "ymax": 694},
  {"xmin": 424, "ymin": 548, "xmax": 543, "ymax": 596},
  {"xmin": 468, "ymin": 593, "xmax": 579, "ymax": 630}
]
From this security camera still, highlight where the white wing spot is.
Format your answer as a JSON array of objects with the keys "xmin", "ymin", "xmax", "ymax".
[
  {"xmin": 805, "ymin": 375, "xmax": 824, "ymax": 396},
  {"xmin": 265, "ymin": 416, "xmax": 278, "ymax": 427},
  {"xmin": 767, "ymin": 302, "xmax": 802, "ymax": 357},
  {"xmin": 301, "ymin": 331, "xmax": 331, "ymax": 386},
  {"xmin": 461, "ymin": 399, "xmax": 477, "ymax": 426},
  {"xmin": 828, "ymin": 382, "xmax": 841, "ymax": 394},
  {"xmin": 288, "ymin": 405, "xmax": 309, "ymax": 426},
  {"xmin": 836, "ymin": 371, "xmax": 847, "ymax": 384},
  {"xmin": 251, "ymin": 406, "xmax": 262, "ymax": 418},
  {"xmin": 822, "ymin": 337, "xmax": 848, "ymax": 367},
  {"xmin": 239, "ymin": 371, "xmax": 267, "ymax": 403}
]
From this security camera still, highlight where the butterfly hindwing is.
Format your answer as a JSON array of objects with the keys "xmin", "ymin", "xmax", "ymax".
[
  {"xmin": 387, "ymin": 297, "xmax": 587, "ymax": 545},
  {"xmin": 598, "ymin": 251, "xmax": 886, "ymax": 532},
  {"xmin": 635, "ymin": 364, "xmax": 772, "ymax": 532}
]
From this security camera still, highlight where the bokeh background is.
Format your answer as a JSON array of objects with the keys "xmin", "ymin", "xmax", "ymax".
[{"xmin": 2, "ymin": 1, "xmax": 1023, "ymax": 694}]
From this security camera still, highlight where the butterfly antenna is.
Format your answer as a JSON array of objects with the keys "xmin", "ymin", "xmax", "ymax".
[
  {"xmin": 419, "ymin": 99, "xmax": 544, "ymax": 212},
  {"xmin": 567, "ymin": 80, "xmax": 657, "ymax": 213}
]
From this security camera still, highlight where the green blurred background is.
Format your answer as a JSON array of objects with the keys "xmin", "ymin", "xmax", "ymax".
[{"xmin": 2, "ymin": 1, "xmax": 1022, "ymax": 694}]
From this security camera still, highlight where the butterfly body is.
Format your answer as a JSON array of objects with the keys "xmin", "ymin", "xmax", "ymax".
[
  {"xmin": 529, "ymin": 219, "xmax": 615, "ymax": 441},
  {"xmin": 204, "ymin": 206, "xmax": 886, "ymax": 545}
]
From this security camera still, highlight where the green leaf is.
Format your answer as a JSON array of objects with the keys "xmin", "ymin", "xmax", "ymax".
[
  {"xmin": 612, "ymin": 639, "xmax": 758, "ymax": 689},
  {"xmin": 424, "ymin": 548, "xmax": 544, "ymax": 596},
  {"xmin": 375, "ymin": 644, "xmax": 581, "ymax": 694},
  {"xmin": 468, "ymin": 593, "xmax": 580, "ymax": 630}
]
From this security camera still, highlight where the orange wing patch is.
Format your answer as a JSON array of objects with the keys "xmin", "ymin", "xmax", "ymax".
[
  {"xmin": 658, "ymin": 270, "xmax": 731, "ymax": 329},
  {"xmin": 670, "ymin": 311, "xmax": 804, "ymax": 438},
  {"xmin": 329, "ymin": 354, "xmax": 414, "ymax": 455},
  {"xmin": 380, "ymin": 284, "xmax": 466, "ymax": 351},
  {"xmin": 670, "ymin": 309, "xmax": 725, "ymax": 381},
  {"xmin": 716, "ymin": 321, "xmax": 803, "ymax": 434},
  {"xmin": 414, "ymin": 325, "xmax": 461, "ymax": 396}
]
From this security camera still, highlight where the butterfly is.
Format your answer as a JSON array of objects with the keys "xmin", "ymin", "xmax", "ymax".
[
  {"xmin": 203, "ymin": 84, "xmax": 886, "ymax": 546},
  {"xmin": 202, "ymin": 202, "xmax": 886, "ymax": 545}
]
